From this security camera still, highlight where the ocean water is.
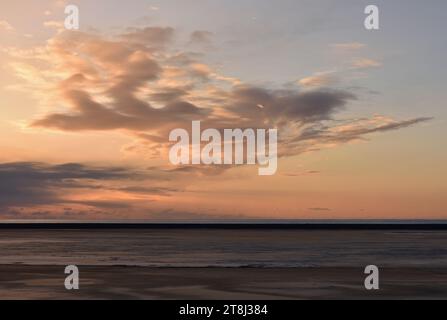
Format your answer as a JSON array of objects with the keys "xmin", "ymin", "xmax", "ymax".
[{"xmin": 1, "ymin": 229, "xmax": 447, "ymax": 268}]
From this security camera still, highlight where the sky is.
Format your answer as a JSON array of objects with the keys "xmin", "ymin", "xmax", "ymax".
[{"xmin": 0, "ymin": 0, "xmax": 446, "ymax": 220}]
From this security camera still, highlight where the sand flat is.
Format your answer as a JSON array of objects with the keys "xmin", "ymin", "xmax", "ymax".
[{"xmin": 0, "ymin": 265, "xmax": 446, "ymax": 300}]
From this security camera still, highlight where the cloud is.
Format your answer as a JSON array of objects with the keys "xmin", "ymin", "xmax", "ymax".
[
  {"xmin": 224, "ymin": 86, "xmax": 355, "ymax": 125},
  {"xmin": 351, "ymin": 58, "xmax": 382, "ymax": 69},
  {"xmin": 308, "ymin": 207, "xmax": 331, "ymax": 211},
  {"xmin": 0, "ymin": 162, "xmax": 173, "ymax": 212},
  {"xmin": 334, "ymin": 117, "xmax": 433, "ymax": 139},
  {"xmin": 331, "ymin": 42, "xmax": 366, "ymax": 51},
  {"xmin": 298, "ymin": 72, "xmax": 338, "ymax": 88},
  {"xmin": 0, "ymin": 20, "xmax": 14, "ymax": 31},
  {"xmin": 188, "ymin": 30, "xmax": 214, "ymax": 47},
  {"xmin": 145, "ymin": 209, "xmax": 249, "ymax": 221},
  {"xmin": 283, "ymin": 170, "xmax": 320, "ymax": 177},
  {"xmin": 119, "ymin": 26, "xmax": 174, "ymax": 48},
  {"xmin": 0, "ymin": 161, "xmax": 253, "ymax": 220},
  {"xmin": 4, "ymin": 27, "xmax": 431, "ymax": 163},
  {"xmin": 284, "ymin": 116, "xmax": 433, "ymax": 157},
  {"xmin": 149, "ymin": 86, "xmax": 190, "ymax": 103},
  {"xmin": 43, "ymin": 20, "xmax": 63, "ymax": 29},
  {"xmin": 162, "ymin": 165, "xmax": 230, "ymax": 177}
]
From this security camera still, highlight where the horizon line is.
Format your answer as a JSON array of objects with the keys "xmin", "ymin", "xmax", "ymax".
[{"xmin": 1, "ymin": 219, "xmax": 447, "ymax": 230}]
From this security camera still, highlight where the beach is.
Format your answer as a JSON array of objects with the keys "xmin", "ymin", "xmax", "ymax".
[
  {"xmin": 1, "ymin": 265, "xmax": 447, "ymax": 299},
  {"xmin": 0, "ymin": 227, "xmax": 447, "ymax": 299}
]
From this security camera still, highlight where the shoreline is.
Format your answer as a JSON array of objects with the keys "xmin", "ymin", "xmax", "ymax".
[{"xmin": 1, "ymin": 222, "xmax": 447, "ymax": 230}]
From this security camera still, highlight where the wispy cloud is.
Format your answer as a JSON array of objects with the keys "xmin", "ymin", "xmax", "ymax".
[
  {"xmin": 331, "ymin": 42, "xmax": 366, "ymax": 52},
  {"xmin": 351, "ymin": 58, "xmax": 382, "ymax": 69},
  {"xmin": 43, "ymin": 20, "xmax": 64, "ymax": 29},
  {"xmin": 188, "ymin": 30, "xmax": 214, "ymax": 47},
  {"xmin": 298, "ymin": 71, "xmax": 338, "ymax": 88},
  {"xmin": 0, "ymin": 20, "xmax": 14, "ymax": 32}
]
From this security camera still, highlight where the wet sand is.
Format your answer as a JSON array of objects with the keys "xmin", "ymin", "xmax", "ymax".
[{"xmin": 0, "ymin": 265, "xmax": 446, "ymax": 300}]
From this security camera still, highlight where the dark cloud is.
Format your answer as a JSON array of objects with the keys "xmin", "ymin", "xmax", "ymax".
[
  {"xmin": 355, "ymin": 117, "xmax": 433, "ymax": 134},
  {"xmin": 163, "ymin": 165, "xmax": 230, "ymax": 177},
  {"xmin": 283, "ymin": 170, "xmax": 321, "ymax": 177},
  {"xmin": 146, "ymin": 208, "xmax": 249, "ymax": 221},
  {"xmin": 308, "ymin": 207, "xmax": 332, "ymax": 211},
  {"xmin": 188, "ymin": 30, "xmax": 214, "ymax": 47},
  {"xmin": 225, "ymin": 87, "xmax": 356, "ymax": 125},
  {"xmin": 149, "ymin": 87, "xmax": 190, "ymax": 103},
  {"xmin": 31, "ymin": 89, "xmax": 207, "ymax": 131},
  {"xmin": 166, "ymin": 51, "xmax": 205, "ymax": 66},
  {"xmin": 120, "ymin": 26, "xmax": 175, "ymax": 47},
  {"xmin": 116, "ymin": 186, "xmax": 179, "ymax": 196},
  {"xmin": 296, "ymin": 117, "xmax": 433, "ymax": 144},
  {"xmin": 0, "ymin": 162, "xmax": 171, "ymax": 212}
]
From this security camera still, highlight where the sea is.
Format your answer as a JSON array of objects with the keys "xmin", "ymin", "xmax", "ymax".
[{"xmin": 1, "ymin": 220, "xmax": 447, "ymax": 268}]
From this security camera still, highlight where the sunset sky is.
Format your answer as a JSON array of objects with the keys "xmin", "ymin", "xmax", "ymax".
[{"xmin": 0, "ymin": 0, "xmax": 446, "ymax": 220}]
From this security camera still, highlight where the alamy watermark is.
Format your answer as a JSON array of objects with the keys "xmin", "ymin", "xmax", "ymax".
[
  {"xmin": 169, "ymin": 121, "xmax": 278, "ymax": 176},
  {"xmin": 364, "ymin": 265, "xmax": 380, "ymax": 290},
  {"xmin": 64, "ymin": 4, "xmax": 79, "ymax": 30},
  {"xmin": 364, "ymin": 5, "xmax": 379, "ymax": 30},
  {"xmin": 64, "ymin": 265, "xmax": 79, "ymax": 290}
]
